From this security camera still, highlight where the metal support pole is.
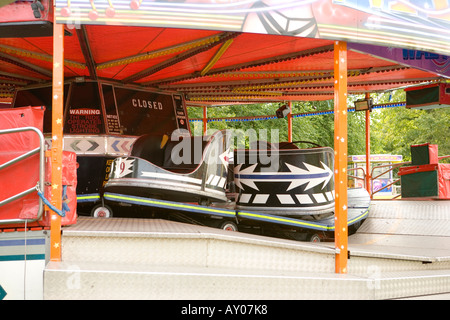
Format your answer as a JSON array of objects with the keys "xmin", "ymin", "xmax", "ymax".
[
  {"xmin": 365, "ymin": 93, "xmax": 371, "ymax": 196},
  {"xmin": 50, "ymin": 15, "xmax": 64, "ymax": 262},
  {"xmin": 333, "ymin": 41, "xmax": 348, "ymax": 274},
  {"xmin": 287, "ymin": 101, "xmax": 293, "ymax": 143},
  {"xmin": 202, "ymin": 106, "xmax": 207, "ymax": 136}
]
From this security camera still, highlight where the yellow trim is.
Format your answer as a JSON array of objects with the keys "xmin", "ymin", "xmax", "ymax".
[
  {"xmin": 104, "ymin": 193, "xmax": 368, "ymax": 231},
  {"xmin": 201, "ymin": 38, "xmax": 234, "ymax": 76},
  {"xmin": 77, "ymin": 195, "xmax": 100, "ymax": 200},
  {"xmin": 105, "ymin": 193, "xmax": 235, "ymax": 217},
  {"xmin": 237, "ymin": 211, "xmax": 330, "ymax": 230},
  {"xmin": 96, "ymin": 35, "xmax": 221, "ymax": 70},
  {"xmin": 0, "ymin": 45, "xmax": 86, "ymax": 69},
  {"xmin": 348, "ymin": 208, "xmax": 369, "ymax": 225}
]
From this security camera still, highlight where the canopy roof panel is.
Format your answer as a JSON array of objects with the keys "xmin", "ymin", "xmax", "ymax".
[
  {"xmin": 51, "ymin": 0, "xmax": 450, "ymax": 56},
  {"xmin": 0, "ymin": 1, "xmax": 448, "ymax": 105}
]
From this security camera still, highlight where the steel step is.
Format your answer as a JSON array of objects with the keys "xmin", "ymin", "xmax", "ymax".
[
  {"xmin": 60, "ymin": 217, "xmax": 450, "ymax": 274},
  {"xmin": 43, "ymin": 260, "xmax": 450, "ymax": 300},
  {"xmin": 43, "ymin": 205, "xmax": 450, "ymax": 300},
  {"xmin": 60, "ymin": 217, "xmax": 336, "ymax": 274}
]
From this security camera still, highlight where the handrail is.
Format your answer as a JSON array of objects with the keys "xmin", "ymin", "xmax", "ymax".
[
  {"xmin": 370, "ymin": 161, "xmax": 410, "ymax": 199},
  {"xmin": 347, "ymin": 167, "xmax": 366, "ymax": 190},
  {"xmin": 369, "ymin": 156, "xmax": 450, "ymax": 199},
  {"xmin": 0, "ymin": 127, "xmax": 45, "ymax": 225}
]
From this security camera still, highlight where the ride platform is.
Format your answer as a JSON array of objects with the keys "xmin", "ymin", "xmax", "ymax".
[
  {"xmin": 102, "ymin": 187, "xmax": 370, "ymax": 240},
  {"xmin": 43, "ymin": 199, "xmax": 450, "ymax": 300}
]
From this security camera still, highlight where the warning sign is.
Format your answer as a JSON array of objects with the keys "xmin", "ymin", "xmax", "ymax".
[{"xmin": 67, "ymin": 108, "xmax": 103, "ymax": 134}]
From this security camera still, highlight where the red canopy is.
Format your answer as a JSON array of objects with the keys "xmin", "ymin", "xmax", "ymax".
[{"xmin": 0, "ymin": 1, "xmax": 445, "ymax": 105}]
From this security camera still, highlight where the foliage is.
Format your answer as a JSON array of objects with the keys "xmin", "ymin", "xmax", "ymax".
[
  {"xmin": 187, "ymin": 90, "xmax": 450, "ymax": 161},
  {"xmin": 370, "ymin": 91, "xmax": 450, "ymax": 161}
]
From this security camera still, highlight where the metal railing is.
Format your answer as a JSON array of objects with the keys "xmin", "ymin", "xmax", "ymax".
[
  {"xmin": 0, "ymin": 127, "xmax": 45, "ymax": 225},
  {"xmin": 369, "ymin": 155, "xmax": 450, "ymax": 200},
  {"xmin": 369, "ymin": 161, "xmax": 409, "ymax": 199},
  {"xmin": 347, "ymin": 167, "xmax": 366, "ymax": 190}
]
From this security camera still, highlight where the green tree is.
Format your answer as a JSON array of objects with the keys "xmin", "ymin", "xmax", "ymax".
[
  {"xmin": 370, "ymin": 90, "xmax": 450, "ymax": 161},
  {"xmin": 188, "ymin": 90, "xmax": 450, "ymax": 162}
]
